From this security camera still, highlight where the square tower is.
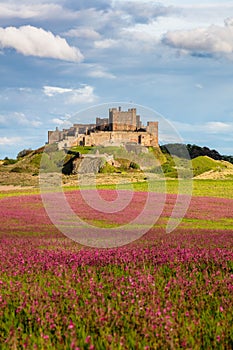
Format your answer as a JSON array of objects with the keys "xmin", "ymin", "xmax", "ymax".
[{"xmin": 109, "ymin": 107, "xmax": 137, "ymax": 131}]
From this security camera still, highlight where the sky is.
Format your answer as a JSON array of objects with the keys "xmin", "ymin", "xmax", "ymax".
[{"xmin": 0, "ymin": 0, "xmax": 233, "ymax": 158}]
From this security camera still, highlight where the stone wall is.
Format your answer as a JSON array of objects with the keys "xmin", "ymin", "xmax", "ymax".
[
  {"xmin": 48, "ymin": 107, "xmax": 159, "ymax": 148},
  {"xmin": 48, "ymin": 128, "xmax": 61, "ymax": 144},
  {"xmin": 71, "ymin": 130, "xmax": 158, "ymax": 148},
  {"xmin": 109, "ymin": 108, "xmax": 137, "ymax": 131},
  {"xmin": 96, "ymin": 117, "xmax": 109, "ymax": 131}
]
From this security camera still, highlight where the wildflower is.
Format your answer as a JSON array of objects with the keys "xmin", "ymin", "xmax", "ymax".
[
  {"xmin": 68, "ymin": 321, "xmax": 75, "ymax": 329},
  {"xmin": 85, "ymin": 335, "xmax": 91, "ymax": 344}
]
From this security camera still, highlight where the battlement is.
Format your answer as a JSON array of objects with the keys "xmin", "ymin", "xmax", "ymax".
[
  {"xmin": 109, "ymin": 106, "xmax": 137, "ymax": 131},
  {"xmin": 48, "ymin": 107, "xmax": 158, "ymax": 148}
]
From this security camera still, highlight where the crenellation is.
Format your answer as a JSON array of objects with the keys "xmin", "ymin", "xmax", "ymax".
[{"xmin": 47, "ymin": 107, "xmax": 158, "ymax": 149}]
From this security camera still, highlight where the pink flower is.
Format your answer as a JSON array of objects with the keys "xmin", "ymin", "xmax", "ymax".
[
  {"xmin": 68, "ymin": 322, "xmax": 74, "ymax": 329},
  {"xmin": 85, "ymin": 335, "xmax": 91, "ymax": 344}
]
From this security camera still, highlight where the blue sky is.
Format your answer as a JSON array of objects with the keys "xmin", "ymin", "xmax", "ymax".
[{"xmin": 0, "ymin": 0, "xmax": 233, "ymax": 158}]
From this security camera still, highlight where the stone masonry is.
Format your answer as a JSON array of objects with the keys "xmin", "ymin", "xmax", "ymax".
[{"xmin": 48, "ymin": 107, "xmax": 158, "ymax": 149}]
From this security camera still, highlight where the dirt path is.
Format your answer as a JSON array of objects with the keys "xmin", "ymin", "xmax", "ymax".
[{"xmin": 0, "ymin": 185, "xmax": 36, "ymax": 191}]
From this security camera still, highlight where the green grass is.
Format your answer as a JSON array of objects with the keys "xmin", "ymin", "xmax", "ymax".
[
  {"xmin": 58, "ymin": 179, "xmax": 233, "ymax": 199},
  {"xmin": 0, "ymin": 189, "xmax": 40, "ymax": 199},
  {"xmin": 192, "ymin": 156, "xmax": 226, "ymax": 177},
  {"xmin": 95, "ymin": 179, "xmax": 233, "ymax": 199},
  {"xmin": 0, "ymin": 179, "xmax": 232, "ymax": 200},
  {"xmin": 180, "ymin": 218, "xmax": 233, "ymax": 230},
  {"xmin": 70, "ymin": 146, "xmax": 96, "ymax": 154},
  {"xmin": 191, "ymin": 179, "xmax": 233, "ymax": 198}
]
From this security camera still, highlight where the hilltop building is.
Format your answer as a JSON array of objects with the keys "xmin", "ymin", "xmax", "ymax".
[{"xmin": 48, "ymin": 107, "xmax": 158, "ymax": 149}]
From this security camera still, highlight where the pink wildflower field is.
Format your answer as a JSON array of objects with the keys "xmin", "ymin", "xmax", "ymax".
[{"xmin": 0, "ymin": 189, "xmax": 233, "ymax": 349}]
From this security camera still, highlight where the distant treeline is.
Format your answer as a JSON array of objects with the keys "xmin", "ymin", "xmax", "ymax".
[{"xmin": 160, "ymin": 144, "xmax": 233, "ymax": 164}]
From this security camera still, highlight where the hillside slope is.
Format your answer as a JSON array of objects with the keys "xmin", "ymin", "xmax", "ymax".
[
  {"xmin": 0, "ymin": 145, "xmax": 233, "ymax": 183},
  {"xmin": 193, "ymin": 157, "xmax": 233, "ymax": 179}
]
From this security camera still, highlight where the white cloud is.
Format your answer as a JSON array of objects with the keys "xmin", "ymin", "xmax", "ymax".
[
  {"xmin": 0, "ymin": 2, "xmax": 79, "ymax": 20},
  {"xmin": 88, "ymin": 66, "xmax": 116, "ymax": 79},
  {"xmin": 159, "ymin": 133, "xmax": 184, "ymax": 144},
  {"xmin": 43, "ymin": 86, "xmax": 73, "ymax": 97},
  {"xmin": 43, "ymin": 85, "xmax": 97, "ymax": 104},
  {"xmin": 0, "ymin": 112, "xmax": 41, "ymax": 128},
  {"xmin": 120, "ymin": 22, "xmax": 160, "ymax": 48},
  {"xmin": 163, "ymin": 19, "xmax": 233, "ymax": 56},
  {"xmin": 204, "ymin": 122, "xmax": 233, "ymax": 134},
  {"xmin": 176, "ymin": 2, "xmax": 233, "ymax": 10},
  {"xmin": 51, "ymin": 118, "xmax": 72, "ymax": 128},
  {"xmin": 68, "ymin": 86, "xmax": 97, "ymax": 104},
  {"xmin": 14, "ymin": 112, "xmax": 42, "ymax": 127},
  {"xmin": 0, "ymin": 3, "xmax": 58, "ymax": 19},
  {"xmin": 0, "ymin": 25, "xmax": 84, "ymax": 62},
  {"xmin": 64, "ymin": 27, "xmax": 101, "ymax": 40},
  {"xmin": 173, "ymin": 121, "xmax": 233, "ymax": 135},
  {"xmin": 18, "ymin": 87, "xmax": 32, "ymax": 93},
  {"xmin": 117, "ymin": 1, "xmax": 174, "ymax": 22},
  {"xmin": 195, "ymin": 84, "xmax": 203, "ymax": 89},
  {"xmin": 0, "ymin": 136, "xmax": 23, "ymax": 145},
  {"xmin": 94, "ymin": 39, "xmax": 118, "ymax": 49}
]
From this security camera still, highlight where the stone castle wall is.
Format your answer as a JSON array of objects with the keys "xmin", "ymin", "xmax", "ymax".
[
  {"xmin": 109, "ymin": 108, "xmax": 137, "ymax": 131},
  {"xmin": 71, "ymin": 130, "xmax": 158, "ymax": 148},
  {"xmin": 48, "ymin": 107, "xmax": 159, "ymax": 148}
]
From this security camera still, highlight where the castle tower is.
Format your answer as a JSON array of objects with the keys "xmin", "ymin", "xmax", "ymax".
[
  {"xmin": 146, "ymin": 121, "xmax": 159, "ymax": 145},
  {"xmin": 109, "ymin": 107, "xmax": 137, "ymax": 131}
]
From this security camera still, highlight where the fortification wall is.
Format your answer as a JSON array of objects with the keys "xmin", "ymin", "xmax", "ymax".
[
  {"xmin": 71, "ymin": 131, "xmax": 158, "ymax": 148},
  {"xmin": 109, "ymin": 108, "xmax": 137, "ymax": 131},
  {"xmin": 48, "ymin": 107, "xmax": 159, "ymax": 147}
]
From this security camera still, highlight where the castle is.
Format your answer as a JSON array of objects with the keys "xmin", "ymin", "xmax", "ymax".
[{"xmin": 48, "ymin": 107, "xmax": 158, "ymax": 149}]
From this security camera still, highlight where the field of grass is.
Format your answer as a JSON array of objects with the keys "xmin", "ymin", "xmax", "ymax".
[
  {"xmin": 65, "ymin": 179, "xmax": 233, "ymax": 199},
  {"xmin": 0, "ymin": 180, "xmax": 232, "ymax": 349},
  {"xmin": 1, "ymin": 179, "xmax": 233, "ymax": 200}
]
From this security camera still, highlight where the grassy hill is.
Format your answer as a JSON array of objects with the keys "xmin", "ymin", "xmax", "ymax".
[
  {"xmin": 1, "ymin": 147, "xmax": 44, "ymax": 175},
  {"xmin": 192, "ymin": 156, "xmax": 226, "ymax": 177},
  {"xmin": 1, "ymin": 145, "xmax": 233, "ymax": 183},
  {"xmin": 192, "ymin": 156, "xmax": 233, "ymax": 179}
]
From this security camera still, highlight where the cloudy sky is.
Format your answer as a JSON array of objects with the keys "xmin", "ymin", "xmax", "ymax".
[{"xmin": 0, "ymin": 0, "xmax": 233, "ymax": 158}]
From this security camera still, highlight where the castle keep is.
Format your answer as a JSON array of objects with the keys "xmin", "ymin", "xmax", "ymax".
[{"xmin": 48, "ymin": 107, "xmax": 158, "ymax": 149}]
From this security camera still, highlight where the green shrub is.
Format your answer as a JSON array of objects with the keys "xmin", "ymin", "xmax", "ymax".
[
  {"xmin": 3, "ymin": 157, "xmax": 17, "ymax": 165},
  {"xmin": 99, "ymin": 162, "xmax": 118, "ymax": 174},
  {"xmin": 129, "ymin": 161, "xmax": 140, "ymax": 170},
  {"xmin": 40, "ymin": 153, "xmax": 62, "ymax": 173},
  {"xmin": 17, "ymin": 149, "xmax": 32, "ymax": 159},
  {"xmin": 115, "ymin": 158, "xmax": 131, "ymax": 171},
  {"xmin": 30, "ymin": 154, "xmax": 42, "ymax": 168},
  {"xmin": 10, "ymin": 167, "xmax": 24, "ymax": 173}
]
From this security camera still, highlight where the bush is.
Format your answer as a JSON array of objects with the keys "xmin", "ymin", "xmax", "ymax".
[
  {"xmin": 115, "ymin": 158, "xmax": 131, "ymax": 171},
  {"xmin": 3, "ymin": 157, "xmax": 17, "ymax": 165},
  {"xmin": 10, "ymin": 167, "xmax": 24, "ymax": 173},
  {"xmin": 17, "ymin": 149, "xmax": 32, "ymax": 159},
  {"xmin": 129, "ymin": 161, "xmax": 140, "ymax": 170},
  {"xmin": 99, "ymin": 162, "xmax": 117, "ymax": 174}
]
